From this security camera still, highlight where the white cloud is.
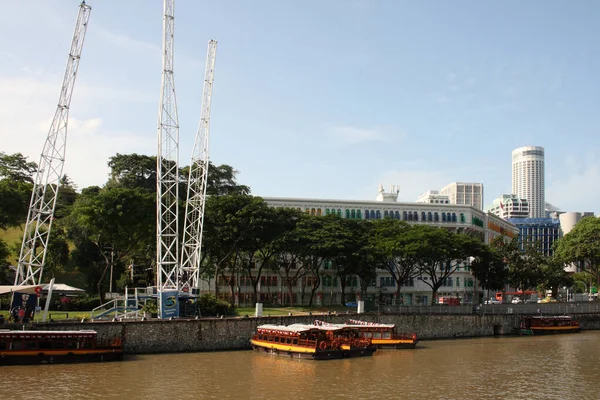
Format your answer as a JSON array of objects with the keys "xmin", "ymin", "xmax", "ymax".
[
  {"xmin": 0, "ymin": 75, "xmax": 155, "ymax": 190},
  {"xmin": 330, "ymin": 125, "xmax": 385, "ymax": 144}
]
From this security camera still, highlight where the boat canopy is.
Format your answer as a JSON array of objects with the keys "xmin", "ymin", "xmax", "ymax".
[{"xmin": 257, "ymin": 324, "xmax": 344, "ymax": 333}]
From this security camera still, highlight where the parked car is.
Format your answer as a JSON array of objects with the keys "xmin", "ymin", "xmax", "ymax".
[
  {"xmin": 537, "ymin": 297, "xmax": 557, "ymax": 304},
  {"xmin": 484, "ymin": 298, "xmax": 501, "ymax": 305},
  {"xmin": 511, "ymin": 297, "xmax": 522, "ymax": 304}
]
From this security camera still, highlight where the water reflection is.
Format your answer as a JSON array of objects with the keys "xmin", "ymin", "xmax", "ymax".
[{"xmin": 2, "ymin": 333, "xmax": 600, "ymax": 400}]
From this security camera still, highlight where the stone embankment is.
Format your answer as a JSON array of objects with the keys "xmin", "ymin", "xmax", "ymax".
[{"xmin": 21, "ymin": 312, "xmax": 600, "ymax": 354}]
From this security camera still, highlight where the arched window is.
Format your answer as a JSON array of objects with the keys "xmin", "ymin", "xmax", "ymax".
[
  {"xmin": 407, "ymin": 212, "xmax": 413, "ymax": 221},
  {"xmin": 394, "ymin": 211, "xmax": 400, "ymax": 220},
  {"xmin": 375, "ymin": 210, "xmax": 381, "ymax": 219},
  {"xmin": 442, "ymin": 213, "xmax": 447, "ymax": 222},
  {"xmin": 421, "ymin": 212, "xmax": 426, "ymax": 221},
  {"xmin": 337, "ymin": 209, "xmax": 342, "ymax": 217},
  {"xmin": 305, "ymin": 208, "xmax": 310, "ymax": 215},
  {"xmin": 452, "ymin": 213, "xmax": 457, "ymax": 222},
  {"xmin": 345, "ymin": 209, "xmax": 350, "ymax": 219},
  {"xmin": 351, "ymin": 209, "xmax": 356, "ymax": 219},
  {"xmin": 428, "ymin": 212, "xmax": 433, "ymax": 222},
  {"xmin": 434, "ymin": 212, "xmax": 439, "ymax": 222},
  {"xmin": 460, "ymin": 213, "xmax": 465, "ymax": 223},
  {"xmin": 384, "ymin": 210, "xmax": 389, "ymax": 218},
  {"xmin": 311, "ymin": 208, "xmax": 316, "ymax": 216},
  {"xmin": 317, "ymin": 208, "xmax": 322, "ymax": 216},
  {"xmin": 325, "ymin": 208, "xmax": 330, "ymax": 215},
  {"xmin": 364, "ymin": 209, "xmax": 369, "ymax": 220},
  {"xmin": 413, "ymin": 211, "xmax": 419, "ymax": 221},
  {"xmin": 403, "ymin": 211, "xmax": 408, "ymax": 221},
  {"xmin": 357, "ymin": 210, "xmax": 362, "ymax": 219},
  {"xmin": 370, "ymin": 210, "xmax": 375, "ymax": 219}
]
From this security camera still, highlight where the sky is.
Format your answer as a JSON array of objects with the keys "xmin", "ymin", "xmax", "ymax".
[{"xmin": 1, "ymin": 0, "xmax": 599, "ymax": 214}]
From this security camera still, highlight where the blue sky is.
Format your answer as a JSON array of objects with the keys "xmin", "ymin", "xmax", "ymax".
[{"xmin": 1, "ymin": 0, "xmax": 599, "ymax": 214}]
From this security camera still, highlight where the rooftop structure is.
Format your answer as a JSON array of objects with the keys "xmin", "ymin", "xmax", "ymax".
[{"xmin": 439, "ymin": 182, "xmax": 483, "ymax": 210}]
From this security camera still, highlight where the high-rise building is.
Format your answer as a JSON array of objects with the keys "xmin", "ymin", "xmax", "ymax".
[
  {"xmin": 439, "ymin": 182, "xmax": 483, "ymax": 210},
  {"xmin": 512, "ymin": 146, "xmax": 545, "ymax": 218},
  {"xmin": 485, "ymin": 194, "xmax": 529, "ymax": 219}
]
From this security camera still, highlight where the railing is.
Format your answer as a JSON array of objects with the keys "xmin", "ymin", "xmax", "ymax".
[
  {"xmin": 377, "ymin": 302, "xmax": 600, "ymax": 315},
  {"xmin": 91, "ymin": 299, "xmax": 140, "ymax": 320}
]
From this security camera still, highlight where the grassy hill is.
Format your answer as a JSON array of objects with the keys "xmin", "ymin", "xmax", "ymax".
[{"xmin": 0, "ymin": 225, "xmax": 24, "ymax": 266}]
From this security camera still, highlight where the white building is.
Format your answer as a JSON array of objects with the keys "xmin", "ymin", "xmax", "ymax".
[
  {"xmin": 416, "ymin": 190, "xmax": 450, "ymax": 205},
  {"xmin": 512, "ymin": 146, "xmax": 545, "ymax": 218},
  {"xmin": 486, "ymin": 194, "xmax": 530, "ymax": 219},
  {"xmin": 439, "ymin": 182, "xmax": 484, "ymax": 210},
  {"xmin": 231, "ymin": 191, "xmax": 517, "ymax": 306}
]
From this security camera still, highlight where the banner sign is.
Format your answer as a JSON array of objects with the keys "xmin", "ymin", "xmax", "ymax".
[
  {"xmin": 159, "ymin": 290, "xmax": 179, "ymax": 319},
  {"xmin": 12, "ymin": 292, "xmax": 38, "ymax": 322}
]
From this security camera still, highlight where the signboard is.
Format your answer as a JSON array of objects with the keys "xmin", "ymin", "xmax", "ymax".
[
  {"xmin": 12, "ymin": 292, "xmax": 38, "ymax": 322},
  {"xmin": 159, "ymin": 290, "xmax": 179, "ymax": 319}
]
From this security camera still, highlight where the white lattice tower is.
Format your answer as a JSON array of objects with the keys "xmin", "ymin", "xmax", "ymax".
[
  {"xmin": 180, "ymin": 40, "xmax": 217, "ymax": 293},
  {"xmin": 156, "ymin": 0, "xmax": 180, "ymax": 298},
  {"xmin": 14, "ymin": 1, "xmax": 91, "ymax": 286}
]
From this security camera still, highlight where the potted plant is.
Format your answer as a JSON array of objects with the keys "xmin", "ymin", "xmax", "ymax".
[{"xmin": 141, "ymin": 299, "xmax": 158, "ymax": 319}]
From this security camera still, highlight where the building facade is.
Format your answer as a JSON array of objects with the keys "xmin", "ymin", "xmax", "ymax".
[
  {"xmin": 512, "ymin": 146, "xmax": 545, "ymax": 218},
  {"xmin": 439, "ymin": 182, "xmax": 484, "ymax": 210},
  {"xmin": 416, "ymin": 190, "xmax": 451, "ymax": 205},
  {"xmin": 207, "ymin": 193, "xmax": 517, "ymax": 307},
  {"xmin": 486, "ymin": 194, "xmax": 530, "ymax": 219},
  {"xmin": 506, "ymin": 217, "xmax": 561, "ymax": 257}
]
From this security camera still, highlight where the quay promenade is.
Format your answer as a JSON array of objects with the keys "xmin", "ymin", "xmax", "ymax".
[{"xmin": 4, "ymin": 303, "xmax": 600, "ymax": 354}]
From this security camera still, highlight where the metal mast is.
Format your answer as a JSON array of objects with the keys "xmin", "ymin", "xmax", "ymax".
[
  {"xmin": 14, "ymin": 2, "xmax": 92, "ymax": 286},
  {"xmin": 180, "ymin": 40, "xmax": 217, "ymax": 293},
  {"xmin": 156, "ymin": 0, "xmax": 180, "ymax": 308}
]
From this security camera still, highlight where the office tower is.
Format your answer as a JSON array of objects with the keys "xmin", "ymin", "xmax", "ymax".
[
  {"xmin": 439, "ymin": 182, "xmax": 483, "ymax": 210},
  {"xmin": 512, "ymin": 146, "xmax": 545, "ymax": 218}
]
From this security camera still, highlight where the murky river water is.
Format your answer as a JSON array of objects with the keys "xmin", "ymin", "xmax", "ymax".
[{"xmin": 2, "ymin": 332, "xmax": 600, "ymax": 400}]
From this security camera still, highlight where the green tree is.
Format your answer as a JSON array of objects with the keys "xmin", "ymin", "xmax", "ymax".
[
  {"xmin": 539, "ymin": 255, "xmax": 573, "ymax": 298},
  {"xmin": 370, "ymin": 219, "xmax": 420, "ymax": 300},
  {"xmin": 67, "ymin": 187, "xmax": 155, "ymax": 300},
  {"xmin": 411, "ymin": 225, "xmax": 482, "ymax": 305},
  {"xmin": 106, "ymin": 153, "xmax": 157, "ymax": 191},
  {"xmin": 470, "ymin": 243, "xmax": 507, "ymax": 301},
  {"xmin": 0, "ymin": 152, "xmax": 37, "ymax": 183},
  {"xmin": 554, "ymin": 216, "xmax": 600, "ymax": 288}
]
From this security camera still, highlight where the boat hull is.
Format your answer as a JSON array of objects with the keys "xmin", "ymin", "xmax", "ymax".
[
  {"xmin": 373, "ymin": 340, "xmax": 418, "ymax": 349},
  {"xmin": 519, "ymin": 327, "xmax": 581, "ymax": 336},
  {"xmin": 0, "ymin": 350, "xmax": 123, "ymax": 366},
  {"xmin": 251, "ymin": 342, "xmax": 376, "ymax": 360}
]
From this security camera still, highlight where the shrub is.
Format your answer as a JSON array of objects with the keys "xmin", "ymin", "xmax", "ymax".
[{"xmin": 199, "ymin": 293, "xmax": 231, "ymax": 317}]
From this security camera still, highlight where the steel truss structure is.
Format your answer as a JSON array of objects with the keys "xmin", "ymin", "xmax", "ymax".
[
  {"xmin": 156, "ymin": 0, "xmax": 180, "ymax": 306},
  {"xmin": 180, "ymin": 40, "xmax": 217, "ymax": 293},
  {"xmin": 15, "ymin": 1, "xmax": 92, "ymax": 286}
]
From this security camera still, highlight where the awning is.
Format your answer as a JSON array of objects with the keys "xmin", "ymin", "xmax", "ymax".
[{"xmin": 0, "ymin": 285, "xmax": 41, "ymax": 295}]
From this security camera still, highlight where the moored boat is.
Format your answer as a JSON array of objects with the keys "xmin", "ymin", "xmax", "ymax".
[
  {"xmin": 250, "ymin": 323, "xmax": 376, "ymax": 360},
  {"xmin": 518, "ymin": 316, "xmax": 581, "ymax": 335},
  {"xmin": 315, "ymin": 319, "xmax": 419, "ymax": 349},
  {"xmin": 0, "ymin": 330, "xmax": 123, "ymax": 365}
]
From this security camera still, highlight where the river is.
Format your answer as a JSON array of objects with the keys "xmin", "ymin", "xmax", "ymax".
[{"xmin": 3, "ymin": 332, "xmax": 600, "ymax": 400}]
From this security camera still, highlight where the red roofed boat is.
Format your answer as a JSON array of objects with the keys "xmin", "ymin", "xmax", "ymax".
[
  {"xmin": 518, "ymin": 316, "xmax": 581, "ymax": 335},
  {"xmin": 250, "ymin": 323, "xmax": 376, "ymax": 360},
  {"xmin": 0, "ymin": 330, "xmax": 123, "ymax": 365},
  {"xmin": 314, "ymin": 319, "xmax": 418, "ymax": 349}
]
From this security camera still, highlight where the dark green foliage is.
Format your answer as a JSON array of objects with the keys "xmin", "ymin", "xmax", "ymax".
[{"xmin": 199, "ymin": 293, "xmax": 232, "ymax": 316}]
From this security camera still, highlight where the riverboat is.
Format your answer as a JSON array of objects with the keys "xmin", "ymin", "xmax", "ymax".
[
  {"xmin": 0, "ymin": 330, "xmax": 123, "ymax": 365},
  {"xmin": 250, "ymin": 323, "xmax": 376, "ymax": 360},
  {"xmin": 518, "ymin": 316, "xmax": 581, "ymax": 336},
  {"xmin": 315, "ymin": 319, "xmax": 419, "ymax": 349}
]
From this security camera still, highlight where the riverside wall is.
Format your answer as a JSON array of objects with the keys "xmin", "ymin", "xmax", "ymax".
[{"xmin": 23, "ymin": 312, "xmax": 600, "ymax": 354}]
